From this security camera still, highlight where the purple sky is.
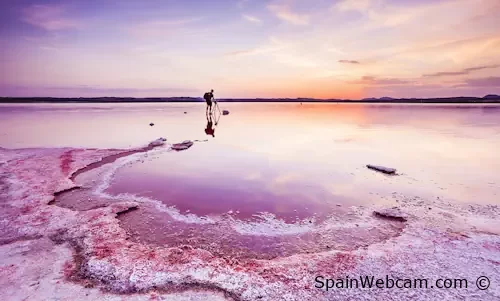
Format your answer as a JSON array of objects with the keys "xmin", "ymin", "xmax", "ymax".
[{"xmin": 0, "ymin": 0, "xmax": 499, "ymax": 99}]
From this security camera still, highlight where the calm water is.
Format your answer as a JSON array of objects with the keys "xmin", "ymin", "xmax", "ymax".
[{"xmin": 1, "ymin": 103, "xmax": 499, "ymax": 217}]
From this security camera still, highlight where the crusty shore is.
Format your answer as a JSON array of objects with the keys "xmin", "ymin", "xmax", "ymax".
[{"xmin": 0, "ymin": 143, "xmax": 499, "ymax": 301}]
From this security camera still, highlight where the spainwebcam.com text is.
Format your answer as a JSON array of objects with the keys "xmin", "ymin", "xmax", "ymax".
[{"xmin": 315, "ymin": 275, "xmax": 491, "ymax": 291}]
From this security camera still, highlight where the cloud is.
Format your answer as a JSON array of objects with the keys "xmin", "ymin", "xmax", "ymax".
[
  {"xmin": 339, "ymin": 60, "xmax": 360, "ymax": 64},
  {"xmin": 333, "ymin": 0, "xmax": 478, "ymax": 30},
  {"xmin": 21, "ymin": 4, "xmax": 80, "ymax": 31},
  {"xmin": 364, "ymin": 82, "xmax": 464, "ymax": 99},
  {"xmin": 353, "ymin": 76, "xmax": 414, "ymax": 85},
  {"xmin": 333, "ymin": 0, "xmax": 419, "ymax": 29},
  {"xmin": 267, "ymin": 4, "xmax": 309, "ymax": 25},
  {"xmin": 0, "ymin": 85, "xmax": 199, "ymax": 97},
  {"xmin": 464, "ymin": 77, "xmax": 500, "ymax": 87},
  {"xmin": 242, "ymin": 14, "xmax": 262, "ymax": 24},
  {"xmin": 423, "ymin": 65, "xmax": 499, "ymax": 77}
]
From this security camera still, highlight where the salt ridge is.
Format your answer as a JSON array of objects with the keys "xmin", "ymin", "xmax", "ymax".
[{"xmin": 1, "ymin": 146, "xmax": 499, "ymax": 301}]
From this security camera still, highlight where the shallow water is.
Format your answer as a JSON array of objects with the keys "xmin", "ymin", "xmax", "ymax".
[
  {"xmin": 2, "ymin": 102, "xmax": 499, "ymax": 208},
  {"xmin": 3, "ymin": 102, "xmax": 500, "ymax": 259}
]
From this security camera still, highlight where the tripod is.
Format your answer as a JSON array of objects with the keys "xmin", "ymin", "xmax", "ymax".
[
  {"xmin": 210, "ymin": 99, "xmax": 222, "ymax": 126},
  {"xmin": 212, "ymin": 99, "xmax": 222, "ymax": 115}
]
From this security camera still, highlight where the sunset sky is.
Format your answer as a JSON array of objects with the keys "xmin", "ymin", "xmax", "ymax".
[{"xmin": 0, "ymin": 0, "xmax": 499, "ymax": 99}]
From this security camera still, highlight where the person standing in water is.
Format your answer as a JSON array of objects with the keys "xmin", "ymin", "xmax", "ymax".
[{"xmin": 204, "ymin": 89, "xmax": 214, "ymax": 114}]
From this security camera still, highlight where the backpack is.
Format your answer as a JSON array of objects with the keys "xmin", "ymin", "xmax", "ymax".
[{"xmin": 203, "ymin": 92, "xmax": 211, "ymax": 101}]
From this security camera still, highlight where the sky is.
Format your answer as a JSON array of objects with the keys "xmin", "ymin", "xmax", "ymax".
[{"xmin": 0, "ymin": 0, "xmax": 499, "ymax": 99}]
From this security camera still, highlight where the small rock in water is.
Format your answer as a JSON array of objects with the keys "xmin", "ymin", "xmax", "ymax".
[
  {"xmin": 171, "ymin": 140, "xmax": 194, "ymax": 151},
  {"xmin": 222, "ymin": 110, "xmax": 230, "ymax": 115},
  {"xmin": 367, "ymin": 164, "xmax": 397, "ymax": 174},
  {"xmin": 149, "ymin": 137, "xmax": 166, "ymax": 147},
  {"xmin": 373, "ymin": 207, "xmax": 407, "ymax": 222},
  {"xmin": 184, "ymin": 112, "xmax": 187, "ymax": 114},
  {"xmin": 149, "ymin": 122, "xmax": 154, "ymax": 126}
]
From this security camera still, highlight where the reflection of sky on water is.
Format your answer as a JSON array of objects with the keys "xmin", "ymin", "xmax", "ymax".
[{"xmin": 1, "ymin": 102, "xmax": 499, "ymax": 212}]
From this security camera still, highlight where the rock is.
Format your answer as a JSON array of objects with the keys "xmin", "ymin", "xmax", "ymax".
[
  {"xmin": 149, "ymin": 137, "xmax": 167, "ymax": 147},
  {"xmin": 171, "ymin": 140, "xmax": 194, "ymax": 151},
  {"xmin": 149, "ymin": 122, "xmax": 154, "ymax": 126},
  {"xmin": 373, "ymin": 207, "xmax": 407, "ymax": 222},
  {"xmin": 367, "ymin": 164, "xmax": 397, "ymax": 174},
  {"xmin": 184, "ymin": 112, "xmax": 187, "ymax": 114},
  {"xmin": 222, "ymin": 110, "xmax": 230, "ymax": 115}
]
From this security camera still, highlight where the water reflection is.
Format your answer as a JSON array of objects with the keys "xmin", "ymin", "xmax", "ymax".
[
  {"xmin": 204, "ymin": 112, "xmax": 219, "ymax": 138},
  {"xmin": 1, "ymin": 102, "xmax": 499, "ymax": 207}
]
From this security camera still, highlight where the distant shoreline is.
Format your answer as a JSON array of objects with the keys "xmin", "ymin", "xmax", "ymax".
[{"xmin": 1, "ymin": 96, "xmax": 500, "ymax": 104}]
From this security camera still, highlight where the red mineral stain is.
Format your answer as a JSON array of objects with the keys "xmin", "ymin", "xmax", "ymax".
[
  {"xmin": 20, "ymin": 205, "xmax": 32, "ymax": 214},
  {"xmin": 149, "ymin": 293, "xmax": 160, "ymax": 300},
  {"xmin": 147, "ymin": 250, "xmax": 156, "ymax": 260},
  {"xmin": 94, "ymin": 246, "xmax": 114, "ymax": 259},
  {"xmin": 63, "ymin": 260, "xmax": 75, "ymax": 278},
  {"xmin": 483, "ymin": 242, "xmax": 500, "ymax": 251},
  {"xmin": 60, "ymin": 150, "xmax": 75, "ymax": 176},
  {"xmin": 315, "ymin": 253, "xmax": 359, "ymax": 277}
]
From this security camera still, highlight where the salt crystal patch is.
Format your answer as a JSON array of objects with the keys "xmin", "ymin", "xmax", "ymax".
[{"xmin": 231, "ymin": 213, "xmax": 315, "ymax": 236}]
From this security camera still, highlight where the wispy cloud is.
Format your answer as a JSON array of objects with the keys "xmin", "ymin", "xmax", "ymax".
[
  {"xmin": 21, "ymin": 4, "xmax": 80, "ymax": 31},
  {"xmin": 339, "ymin": 60, "xmax": 360, "ymax": 64},
  {"xmin": 267, "ymin": 4, "xmax": 309, "ymax": 25},
  {"xmin": 242, "ymin": 14, "xmax": 262, "ymax": 24},
  {"xmin": 423, "ymin": 65, "xmax": 499, "ymax": 77},
  {"xmin": 464, "ymin": 76, "xmax": 500, "ymax": 87},
  {"xmin": 334, "ymin": 0, "xmax": 479, "ymax": 30},
  {"xmin": 0, "ymin": 85, "xmax": 198, "ymax": 97},
  {"xmin": 353, "ymin": 76, "xmax": 414, "ymax": 85}
]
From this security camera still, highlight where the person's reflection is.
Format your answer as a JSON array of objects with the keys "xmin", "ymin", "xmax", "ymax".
[{"xmin": 205, "ymin": 114, "xmax": 215, "ymax": 137}]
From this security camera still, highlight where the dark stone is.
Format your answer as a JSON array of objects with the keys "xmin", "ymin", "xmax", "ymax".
[{"xmin": 373, "ymin": 207, "xmax": 407, "ymax": 222}]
